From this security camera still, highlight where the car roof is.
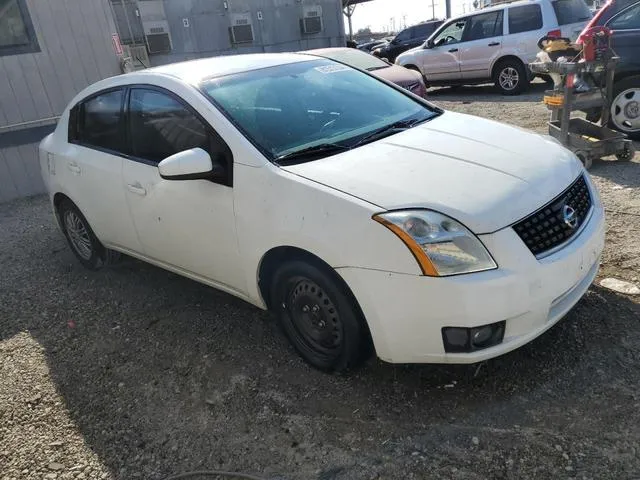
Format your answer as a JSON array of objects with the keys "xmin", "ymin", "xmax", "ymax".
[
  {"xmin": 459, "ymin": 0, "xmax": 544, "ymax": 16},
  {"xmin": 139, "ymin": 53, "xmax": 315, "ymax": 84}
]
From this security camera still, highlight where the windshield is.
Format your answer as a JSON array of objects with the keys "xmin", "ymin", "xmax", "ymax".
[
  {"xmin": 314, "ymin": 49, "xmax": 390, "ymax": 71},
  {"xmin": 201, "ymin": 59, "xmax": 438, "ymax": 161}
]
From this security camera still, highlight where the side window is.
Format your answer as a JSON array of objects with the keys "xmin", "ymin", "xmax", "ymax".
[
  {"xmin": 433, "ymin": 19, "xmax": 467, "ymax": 46},
  {"xmin": 128, "ymin": 89, "xmax": 210, "ymax": 164},
  {"xmin": 464, "ymin": 11, "xmax": 504, "ymax": 41},
  {"xmin": 608, "ymin": 3, "xmax": 640, "ymax": 29},
  {"xmin": 394, "ymin": 28, "xmax": 412, "ymax": 43},
  {"xmin": 508, "ymin": 4, "xmax": 543, "ymax": 34},
  {"xmin": 76, "ymin": 89, "xmax": 125, "ymax": 152},
  {"xmin": 412, "ymin": 24, "xmax": 431, "ymax": 39}
]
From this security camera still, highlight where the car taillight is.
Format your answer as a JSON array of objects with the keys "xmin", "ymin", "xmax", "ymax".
[
  {"xmin": 547, "ymin": 29, "xmax": 562, "ymax": 37},
  {"xmin": 578, "ymin": 0, "xmax": 613, "ymax": 43}
]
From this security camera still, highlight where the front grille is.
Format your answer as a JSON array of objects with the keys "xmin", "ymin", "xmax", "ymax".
[{"xmin": 513, "ymin": 175, "xmax": 592, "ymax": 257}]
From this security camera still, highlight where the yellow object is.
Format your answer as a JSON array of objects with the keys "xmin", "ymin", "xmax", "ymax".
[
  {"xmin": 582, "ymin": 135, "xmax": 599, "ymax": 142},
  {"xmin": 544, "ymin": 95, "xmax": 564, "ymax": 106}
]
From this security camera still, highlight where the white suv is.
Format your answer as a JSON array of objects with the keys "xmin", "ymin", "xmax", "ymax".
[{"xmin": 396, "ymin": 0, "xmax": 592, "ymax": 95}]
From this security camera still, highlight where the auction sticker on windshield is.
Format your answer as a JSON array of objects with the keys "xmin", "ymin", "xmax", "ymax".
[{"xmin": 314, "ymin": 64, "xmax": 350, "ymax": 74}]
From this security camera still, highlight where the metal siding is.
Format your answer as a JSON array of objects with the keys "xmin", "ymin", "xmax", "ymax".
[
  {"xmin": 0, "ymin": 150, "xmax": 20, "ymax": 203},
  {"xmin": 0, "ymin": 0, "xmax": 121, "ymax": 202},
  {"xmin": 146, "ymin": 0, "xmax": 345, "ymax": 65},
  {"xmin": 17, "ymin": 54, "xmax": 54, "ymax": 120},
  {"xmin": 29, "ymin": 0, "xmax": 79, "ymax": 109},
  {"xmin": 1, "ymin": 56, "xmax": 39, "ymax": 123},
  {"xmin": 1, "ymin": 147, "xmax": 35, "ymax": 198}
]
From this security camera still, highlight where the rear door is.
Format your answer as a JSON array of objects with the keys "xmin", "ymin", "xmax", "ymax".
[
  {"xmin": 503, "ymin": 3, "xmax": 545, "ymax": 65},
  {"xmin": 459, "ymin": 10, "xmax": 504, "ymax": 79},
  {"xmin": 551, "ymin": 0, "xmax": 593, "ymax": 40},
  {"xmin": 420, "ymin": 19, "xmax": 466, "ymax": 81},
  {"xmin": 64, "ymin": 88, "xmax": 142, "ymax": 251}
]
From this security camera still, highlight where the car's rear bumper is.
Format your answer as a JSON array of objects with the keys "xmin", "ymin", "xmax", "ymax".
[{"xmin": 338, "ymin": 200, "xmax": 605, "ymax": 364}]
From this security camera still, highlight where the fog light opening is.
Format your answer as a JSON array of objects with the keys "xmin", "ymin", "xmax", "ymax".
[{"xmin": 442, "ymin": 321, "xmax": 506, "ymax": 353}]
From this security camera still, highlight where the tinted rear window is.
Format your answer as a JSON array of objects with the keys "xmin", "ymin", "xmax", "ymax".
[
  {"xmin": 508, "ymin": 4, "xmax": 543, "ymax": 33},
  {"xmin": 552, "ymin": 0, "xmax": 592, "ymax": 25}
]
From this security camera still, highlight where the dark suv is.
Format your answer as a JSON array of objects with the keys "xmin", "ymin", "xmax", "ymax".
[
  {"xmin": 372, "ymin": 20, "xmax": 444, "ymax": 63},
  {"xmin": 579, "ymin": 0, "xmax": 640, "ymax": 138}
]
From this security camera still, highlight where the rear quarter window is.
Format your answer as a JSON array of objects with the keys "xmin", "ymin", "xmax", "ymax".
[
  {"xmin": 552, "ymin": 0, "xmax": 592, "ymax": 25},
  {"xmin": 508, "ymin": 4, "xmax": 543, "ymax": 33}
]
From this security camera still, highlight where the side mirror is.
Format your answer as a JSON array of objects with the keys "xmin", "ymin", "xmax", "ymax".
[{"xmin": 158, "ymin": 147, "xmax": 224, "ymax": 181}]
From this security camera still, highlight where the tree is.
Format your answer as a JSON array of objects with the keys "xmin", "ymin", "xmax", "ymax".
[{"xmin": 356, "ymin": 27, "xmax": 372, "ymax": 36}]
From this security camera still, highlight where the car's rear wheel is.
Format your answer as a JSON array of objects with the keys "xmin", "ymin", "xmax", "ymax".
[
  {"xmin": 609, "ymin": 76, "xmax": 640, "ymax": 140},
  {"xmin": 493, "ymin": 59, "xmax": 527, "ymax": 96},
  {"xmin": 270, "ymin": 260, "xmax": 371, "ymax": 372},
  {"xmin": 58, "ymin": 199, "xmax": 120, "ymax": 270}
]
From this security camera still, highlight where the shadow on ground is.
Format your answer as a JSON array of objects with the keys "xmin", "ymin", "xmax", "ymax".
[
  {"xmin": 427, "ymin": 81, "xmax": 548, "ymax": 103},
  {"xmin": 1, "ymin": 196, "xmax": 640, "ymax": 480}
]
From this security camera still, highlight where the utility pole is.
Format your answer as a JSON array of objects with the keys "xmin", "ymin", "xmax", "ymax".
[
  {"xmin": 445, "ymin": 0, "xmax": 452, "ymax": 18},
  {"xmin": 431, "ymin": 0, "xmax": 436, "ymax": 20}
]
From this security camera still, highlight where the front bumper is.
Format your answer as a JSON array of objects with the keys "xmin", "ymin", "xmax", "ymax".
[{"xmin": 338, "ymin": 201, "xmax": 605, "ymax": 364}]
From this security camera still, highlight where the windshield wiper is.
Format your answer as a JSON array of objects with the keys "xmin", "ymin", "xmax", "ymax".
[
  {"xmin": 275, "ymin": 143, "xmax": 351, "ymax": 164},
  {"xmin": 352, "ymin": 116, "xmax": 431, "ymax": 148}
]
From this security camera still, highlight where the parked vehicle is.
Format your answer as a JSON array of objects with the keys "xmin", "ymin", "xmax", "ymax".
[
  {"xmin": 372, "ymin": 21, "xmax": 444, "ymax": 63},
  {"xmin": 357, "ymin": 39, "xmax": 388, "ymax": 52},
  {"xmin": 396, "ymin": 0, "xmax": 592, "ymax": 95},
  {"xmin": 578, "ymin": 0, "xmax": 640, "ymax": 139},
  {"xmin": 40, "ymin": 53, "xmax": 604, "ymax": 372},
  {"xmin": 305, "ymin": 47, "xmax": 427, "ymax": 97}
]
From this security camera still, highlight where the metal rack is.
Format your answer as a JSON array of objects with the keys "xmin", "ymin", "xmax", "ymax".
[{"xmin": 529, "ymin": 56, "xmax": 635, "ymax": 169}]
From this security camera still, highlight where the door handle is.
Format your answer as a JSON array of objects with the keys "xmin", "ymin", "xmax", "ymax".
[
  {"xmin": 68, "ymin": 162, "xmax": 81, "ymax": 174},
  {"xmin": 448, "ymin": 48, "xmax": 458, "ymax": 52},
  {"xmin": 127, "ymin": 182, "xmax": 147, "ymax": 196},
  {"xmin": 488, "ymin": 42, "xmax": 500, "ymax": 46}
]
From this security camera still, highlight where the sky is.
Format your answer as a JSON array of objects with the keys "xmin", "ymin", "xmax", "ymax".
[{"xmin": 347, "ymin": 0, "xmax": 474, "ymax": 33}]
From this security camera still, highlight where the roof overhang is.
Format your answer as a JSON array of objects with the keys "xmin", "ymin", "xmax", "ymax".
[{"xmin": 342, "ymin": 0, "xmax": 374, "ymax": 7}]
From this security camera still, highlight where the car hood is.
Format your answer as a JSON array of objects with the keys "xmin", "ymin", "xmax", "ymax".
[
  {"xmin": 281, "ymin": 112, "xmax": 582, "ymax": 234},
  {"xmin": 373, "ymin": 65, "xmax": 423, "ymax": 87}
]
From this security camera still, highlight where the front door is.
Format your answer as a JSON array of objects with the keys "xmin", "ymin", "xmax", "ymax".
[
  {"xmin": 459, "ymin": 10, "xmax": 504, "ymax": 80},
  {"xmin": 421, "ymin": 19, "xmax": 466, "ymax": 81},
  {"xmin": 121, "ymin": 86, "xmax": 245, "ymax": 294}
]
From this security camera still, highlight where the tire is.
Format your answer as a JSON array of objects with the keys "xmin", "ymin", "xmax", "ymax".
[
  {"xmin": 616, "ymin": 142, "xmax": 636, "ymax": 162},
  {"xmin": 270, "ymin": 260, "xmax": 371, "ymax": 372},
  {"xmin": 609, "ymin": 76, "xmax": 640, "ymax": 140},
  {"xmin": 493, "ymin": 59, "xmax": 528, "ymax": 96},
  {"xmin": 58, "ymin": 199, "xmax": 120, "ymax": 270}
]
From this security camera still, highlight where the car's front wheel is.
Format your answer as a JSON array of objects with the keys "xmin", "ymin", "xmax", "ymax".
[
  {"xmin": 58, "ymin": 199, "xmax": 120, "ymax": 270},
  {"xmin": 609, "ymin": 76, "xmax": 640, "ymax": 140},
  {"xmin": 270, "ymin": 260, "xmax": 371, "ymax": 372},
  {"xmin": 493, "ymin": 59, "xmax": 527, "ymax": 96}
]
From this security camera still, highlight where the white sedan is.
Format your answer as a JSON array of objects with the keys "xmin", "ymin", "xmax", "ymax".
[{"xmin": 40, "ymin": 53, "xmax": 605, "ymax": 371}]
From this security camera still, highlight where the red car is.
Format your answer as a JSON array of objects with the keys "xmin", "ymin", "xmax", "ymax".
[{"xmin": 305, "ymin": 47, "xmax": 428, "ymax": 97}]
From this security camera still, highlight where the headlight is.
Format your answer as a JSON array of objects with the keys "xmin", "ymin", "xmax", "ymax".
[{"xmin": 373, "ymin": 210, "xmax": 497, "ymax": 276}]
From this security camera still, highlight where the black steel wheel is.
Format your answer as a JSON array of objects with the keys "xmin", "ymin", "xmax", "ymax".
[
  {"xmin": 271, "ymin": 260, "xmax": 371, "ymax": 371},
  {"xmin": 58, "ymin": 199, "xmax": 120, "ymax": 270}
]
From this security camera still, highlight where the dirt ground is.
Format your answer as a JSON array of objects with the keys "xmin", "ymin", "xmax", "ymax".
[{"xmin": 1, "ymin": 83, "xmax": 640, "ymax": 480}]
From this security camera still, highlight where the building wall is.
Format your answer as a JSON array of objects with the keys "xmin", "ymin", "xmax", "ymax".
[
  {"xmin": 115, "ymin": 0, "xmax": 346, "ymax": 65},
  {"xmin": 0, "ymin": 0, "xmax": 121, "ymax": 203}
]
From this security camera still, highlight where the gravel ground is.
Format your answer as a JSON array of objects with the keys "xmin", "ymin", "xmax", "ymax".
[{"xmin": 2, "ymin": 83, "xmax": 640, "ymax": 480}]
